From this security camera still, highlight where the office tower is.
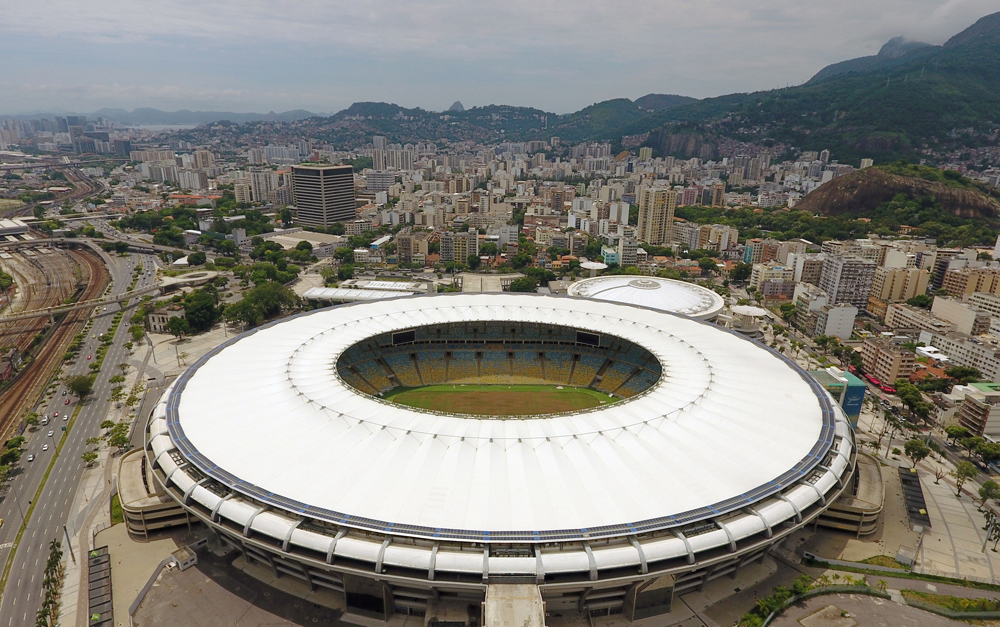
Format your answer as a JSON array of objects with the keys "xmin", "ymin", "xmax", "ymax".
[{"xmin": 291, "ymin": 164, "xmax": 356, "ymax": 228}]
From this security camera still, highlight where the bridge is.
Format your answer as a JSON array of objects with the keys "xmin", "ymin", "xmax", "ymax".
[
  {"xmin": 0, "ymin": 236, "xmax": 186, "ymax": 255},
  {"xmin": 0, "ymin": 283, "xmax": 162, "ymax": 323},
  {"xmin": 0, "ymin": 159, "xmax": 128, "ymax": 172}
]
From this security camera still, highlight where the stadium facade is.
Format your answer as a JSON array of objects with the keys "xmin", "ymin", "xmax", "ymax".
[{"xmin": 139, "ymin": 294, "xmax": 856, "ymax": 622}]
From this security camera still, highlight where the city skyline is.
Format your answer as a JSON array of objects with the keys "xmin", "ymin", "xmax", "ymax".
[{"xmin": 1, "ymin": 0, "xmax": 997, "ymax": 115}]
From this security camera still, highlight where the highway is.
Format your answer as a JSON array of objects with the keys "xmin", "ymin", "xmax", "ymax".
[{"xmin": 0, "ymin": 250, "xmax": 159, "ymax": 626}]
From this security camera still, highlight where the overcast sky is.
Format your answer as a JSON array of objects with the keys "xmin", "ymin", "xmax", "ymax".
[{"xmin": 1, "ymin": 0, "xmax": 997, "ymax": 115}]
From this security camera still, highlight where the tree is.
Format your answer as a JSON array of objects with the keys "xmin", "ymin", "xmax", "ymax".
[
  {"xmin": 904, "ymin": 439, "xmax": 931, "ymax": 468},
  {"xmin": 952, "ymin": 461, "xmax": 978, "ymax": 497},
  {"xmin": 25, "ymin": 413, "xmax": 39, "ymax": 428},
  {"xmin": 480, "ymin": 242, "xmax": 498, "ymax": 256},
  {"xmin": 130, "ymin": 325, "xmax": 146, "ymax": 343},
  {"xmin": 183, "ymin": 288, "xmax": 219, "ymax": 331},
  {"xmin": 946, "ymin": 365, "xmax": 982, "ymax": 385},
  {"xmin": 0, "ymin": 270, "xmax": 13, "ymax": 295},
  {"xmin": 979, "ymin": 480, "xmax": 1000, "ymax": 509},
  {"xmin": 961, "ymin": 436, "xmax": 986, "ymax": 458},
  {"xmin": 946, "ymin": 425, "xmax": 970, "ymax": 445},
  {"xmin": 186, "ymin": 251, "xmax": 207, "ymax": 266},
  {"xmin": 508, "ymin": 277, "xmax": 539, "ymax": 293},
  {"xmin": 67, "ymin": 374, "xmax": 94, "ymax": 398},
  {"xmin": 467, "ymin": 254, "xmax": 481, "ymax": 269},
  {"xmin": 166, "ymin": 316, "xmax": 191, "ymax": 338},
  {"xmin": 697, "ymin": 257, "xmax": 718, "ymax": 274},
  {"xmin": 779, "ymin": 303, "xmax": 797, "ymax": 322},
  {"xmin": 81, "ymin": 451, "xmax": 98, "ymax": 466},
  {"xmin": 906, "ymin": 294, "xmax": 933, "ymax": 309},
  {"xmin": 730, "ymin": 263, "xmax": 753, "ymax": 284},
  {"xmin": 109, "ymin": 386, "xmax": 125, "ymax": 407}
]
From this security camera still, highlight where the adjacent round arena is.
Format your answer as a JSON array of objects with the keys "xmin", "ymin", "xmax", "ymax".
[{"xmin": 144, "ymin": 293, "xmax": 856, "ymax": 620}]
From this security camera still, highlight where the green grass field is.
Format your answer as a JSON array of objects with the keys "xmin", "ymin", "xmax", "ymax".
[
  {"xmin": 0, "ymin": 199, "xmax": 24, "ymax": 211},
  {"xmin": 383, "ymin": 384, "xmax": 617, "ymax": 416}
]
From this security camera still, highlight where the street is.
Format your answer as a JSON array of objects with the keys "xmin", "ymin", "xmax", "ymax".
[{"xmin": 0, "ymin": 249, "xmax": 158, "ymax": 626}]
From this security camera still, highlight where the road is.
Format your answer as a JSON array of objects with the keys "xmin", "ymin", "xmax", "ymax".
[{"xmin": 0, "ymin": 250, "xmax": 159, "ymax": 626}]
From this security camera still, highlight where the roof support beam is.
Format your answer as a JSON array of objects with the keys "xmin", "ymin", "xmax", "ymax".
[
  {"xmin": 211, "ymin": 493, "xmax": 233, "ymax": 522},
  {"xmin": 243, "ymin": 506, "xmax": 268, "ymax": 537},
  {"xmin": 628, "ymin": 536, "xmax": 648, "ymax": 574},
  {"xmin": 428, "ymin": 543, "xmax": 439, "ymax": 581},
  {"xmin": 482, "ymin": 547, "xmax": 490, "ymax": 582},
  {"xmin": 672, "ymin": 530, "xmax": 695, "ymax": 564},
  {"xmin": 714, "ymin": 519, "xmax": 737, "ymax": 553},
  {"xmin": 376, "ymin": 538, "xmax": 392, "ymax": 576},
  {"xmin": 282, "ymin": 519, "xmax": 303, "ymax": 552},
  {"xmin": 182, "ymin": 477, "xmax": 209, "ymax": 505},
  {"xmin": 776, "ymin": 494, "xmax": 802, "ymax": 524},
  {"xmin": 582, "ymin": 542, "xmax": 598, "ymax": 581},
  {"xmin": 746, "ymin": 507, "xmax": 772, "ymax": 538},
  {"xmin": 326, "ymin": 529, "xmax": 347, "ymax": 564},
  {"xmin": 534, "ymin": 545, "xmax": 545, "ymax": 584}
]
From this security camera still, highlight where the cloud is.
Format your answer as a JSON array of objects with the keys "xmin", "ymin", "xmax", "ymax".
[{"xmin": 1, "ymin": 0, "xmax": 997, "ymax": 113}]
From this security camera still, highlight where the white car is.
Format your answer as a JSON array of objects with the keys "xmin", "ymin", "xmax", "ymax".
[
  {"xmin": 47, "ymin": 431, "xmax": 53, "ymax": 437},
  {"xmin": 42, "ymin": 445, "xmax": 48, "ymax": 452}
]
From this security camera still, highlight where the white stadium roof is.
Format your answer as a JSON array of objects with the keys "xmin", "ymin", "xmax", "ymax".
[
  {"xmin": 567, "ymin": 276, "xmax": 725, "ymax": 320},
  {"xmin": 165, "ymin": 293, "xmax": 838, "ymax": 542}
]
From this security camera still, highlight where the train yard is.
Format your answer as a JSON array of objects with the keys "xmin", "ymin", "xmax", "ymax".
[{"xmin": 0, "ymin": 243, "xmax": 109, "ymax": 440}]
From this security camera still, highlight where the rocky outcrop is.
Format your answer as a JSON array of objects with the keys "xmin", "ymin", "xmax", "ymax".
[{"xmin": 796, "ymin": 168, "xmax": 1000, "ymax": 219}]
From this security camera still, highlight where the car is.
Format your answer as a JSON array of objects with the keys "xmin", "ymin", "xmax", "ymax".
[
  {"xmin": 53, "ymin": 411, "xmax": 59, "ymax": 417},
  {"xmin": 64, "ymin": 399, "xmax": 70, "ymax": 405},
  {"xmin": 47, "ymin": 431, "xmax": 53, "ymax": 437},
  {"xmin": 42, "ymin": 445, "xmax": 48, "ymax": 452},
  {"xmin": 63, "ymin": 414, "xmax": 68, "ymax": 421},
  {"xmin": 87, "ymin": 355, "xmax": 91, "ymax": 360},
  {"xmin": 62, "ymin": 390, "xmax": 66, "ymax": 396},
  {"xmin": 26, "ymin": 455, "xmax": 33, "ymax": 462}
]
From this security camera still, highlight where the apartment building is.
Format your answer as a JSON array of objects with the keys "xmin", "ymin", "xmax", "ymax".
[
  {"xmin": 918, "ymin": 330, "xmax": 1000, "ymax": 382},
  {"xmin": 931, "ymin": 297, "xmax": 992, "ymax": 336},
  {"xmin": 788, "ymin": 252, "xmax": 825, "ymax": 286},
  {"xmin": 818, "ymin": 255, "xmax": 876, "ymax": 308},
  {"xmin": 953, "ymin": 383, "xmax": 1000, "ymax": 437},
  {"xmin": 861, "ymin": 337, "xmax": 915, "ymax": 384},
  {"xmin": 635, "ymin": 186, "xmax": 676, "ymax": 246},
  {"xmin": 396, "ymin": 232, "xmax": 431, "ymax": 264},
  {"xmin": 942, "ymin": 266, "xmax": 1000, "ymax": 298},
  {"xmin": 440, "ymin": 231, "xmax": 479, "ymax": 263},
  {"xmin": 749, "ymin": 261, "xmax": 794, "ymax": 290},
  {"xmin": 884, "ymin": 303, "xmax": 957, "ymax": 334},
  {"xmin": 867, "ymin": 266, "xmax": 931, "ymax": 318}
]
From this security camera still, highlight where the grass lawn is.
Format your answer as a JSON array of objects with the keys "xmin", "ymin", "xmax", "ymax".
[
  {"xmin": 383, "ymin": 384, "xmax": 617, "ymax": 416},
  {"xmin": 0, "ymin": 199, "xmax": 24, "ymax": 211},
  {"xmin": 110, "ymin": 493, "xmax": 124, "ymax": 525}
]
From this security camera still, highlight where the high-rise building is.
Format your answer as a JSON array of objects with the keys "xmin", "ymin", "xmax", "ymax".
[
  {"xmin": 291, "ymin": 164, "xmax": 355, "ymax": 228},
  {"xmin": 249, "ymin": 168, "xmax": 280, "ymax": 203},
  {"xmin": 440, "ymin": 231, "xmax": 479, "ymax": 262},
  {"xmin": 193, "ymin": 150, "xmax": 215, "ymax": 169},
  {"xmin": 818, "ymin": 255, "xmax": 876, "ymax": 308},
  {"xmin": 638, "ymin": 147, "xmax": 652, "ymax": 161},
  {"xmin": 635, "ymin": 186, "xmax": 676, "ymax": 247}
]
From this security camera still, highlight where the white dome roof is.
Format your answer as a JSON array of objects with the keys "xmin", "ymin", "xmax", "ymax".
[{"xmin": 568, "ymin": 276, "xmax": 725, "ymax": 320}]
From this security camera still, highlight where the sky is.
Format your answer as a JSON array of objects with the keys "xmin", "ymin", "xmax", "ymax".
[{"xmin": 1, "ymin": 0, "xmax": 997, "ymax": 116}]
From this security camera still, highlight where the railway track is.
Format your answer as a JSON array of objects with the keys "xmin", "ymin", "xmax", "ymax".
[
  {"xmin": 0, "ymin": 248, "xmax": 109, "ymax": 440},
  {"xmin": 0, "ymin": 247, "xmax": 78, "ymax": 353}
]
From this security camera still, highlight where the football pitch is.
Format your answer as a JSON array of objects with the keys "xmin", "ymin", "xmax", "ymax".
[{"xmin": 382, "ymin": 384, "xmax": 617, "ymax": 416}]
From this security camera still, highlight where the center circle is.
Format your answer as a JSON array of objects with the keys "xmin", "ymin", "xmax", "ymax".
[{"xmin": 334, "ymin": 321, "xmax": 662, "ymax": 417}]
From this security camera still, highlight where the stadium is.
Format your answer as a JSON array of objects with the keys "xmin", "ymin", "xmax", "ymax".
[
  {"xmin": 141, "ymin": 293, "xmax": 856, "ymax": 623},
  {"xmin": 566, "ymin": 275, "xmax": 725, "ymax": 321}
]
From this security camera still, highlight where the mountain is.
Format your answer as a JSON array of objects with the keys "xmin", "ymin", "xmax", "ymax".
[
  {"xmin": 633, "ymin": 93, "xmax": 699, "ymax": 111},
  {"xmin": 448, "ymin": 101, "xmax": 465, "ymax": 112},
  {"xmin": 0, "ymin": 107, "xmax": 321, "ymax": 124},
  {"xmin": 808, "ymin": 37, "xmax": 936, "ymax": 83},
  {"xmin": 622, "ymin": 11, "xmax": 1000, "ymax": 163},
  {"xmin": 795, "ymin": 164, "xmax": 1000, "ymax": 219},
  {"xmin": 95, "ymin": 108, "xmax": 320, "ymax": 124}
]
